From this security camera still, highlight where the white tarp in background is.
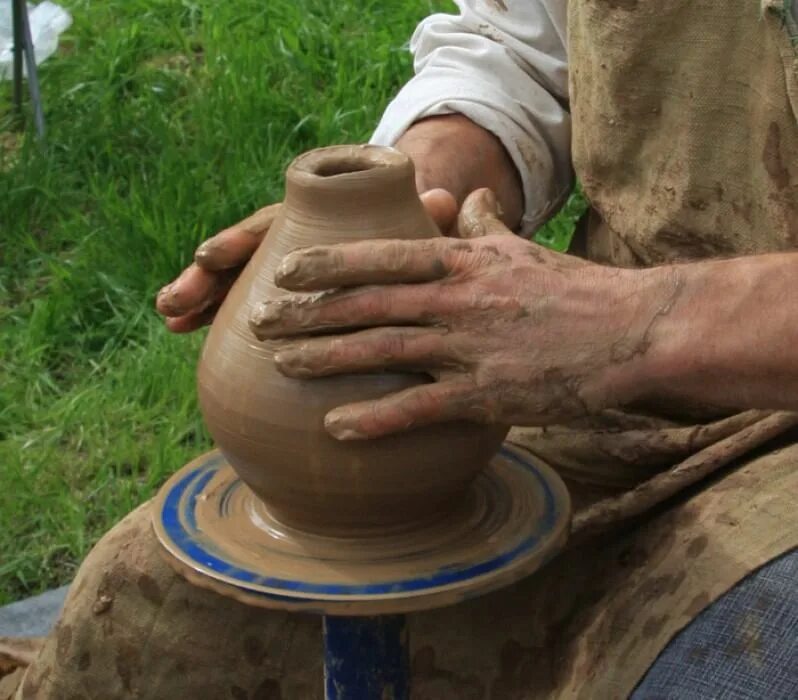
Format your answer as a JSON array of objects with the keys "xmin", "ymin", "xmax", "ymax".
[{"xmin": 0, "ymin": 1, "xmax": 72, "ymax": 80}]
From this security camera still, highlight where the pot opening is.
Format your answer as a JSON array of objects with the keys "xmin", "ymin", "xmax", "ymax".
[{"xmin": 314, "ymin": 156, "xmax": 380, "ymax": 177}]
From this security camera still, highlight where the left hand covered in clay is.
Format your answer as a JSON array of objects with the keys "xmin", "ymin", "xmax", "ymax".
[{"xmin": 250, "ymin": 189, "xmax": 683, "ymax": 440}]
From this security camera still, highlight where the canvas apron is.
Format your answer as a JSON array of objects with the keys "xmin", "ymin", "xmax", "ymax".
[{"xmin": 5, "ymin": 1, "xmax": 798, "ymax": 699}]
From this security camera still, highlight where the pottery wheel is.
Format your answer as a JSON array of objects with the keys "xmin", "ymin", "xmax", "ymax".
[{"xmin": 152, "ymin": 444, "xmax": 571, "ymax": 616}]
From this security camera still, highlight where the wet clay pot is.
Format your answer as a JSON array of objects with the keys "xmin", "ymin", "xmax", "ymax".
[{"xmin": 198, "ymin": 145, "xmax": 508, "ymax": 534}]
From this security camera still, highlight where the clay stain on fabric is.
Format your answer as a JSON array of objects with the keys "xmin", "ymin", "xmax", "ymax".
[
  {"xmin": 411, "ymin": 646, "xmax": 485, "ymax": 698},
  {"xmin": 600, "ymin": 0, "xmax": 639, "ymax": 12},
  {"xmin": 136, "ymin": 573, "xmax": 163, "ymax": 606},
  {"xmin": 725, "ymin": 613, "xmax": 763, "ymax": 663},
  {"xmin": 55, "ymin": 624, "xmax": 72, "ymax": 659},
  {"xmin": 686, "ymin": 591, "xmax": 711, "ymax": 617},
  {"xmin": 77, "ymin": 651, "xmax": 91, "ymax": 672},
  {"xmin": 642, "ymin": 614, "xmax": 668, "ymax": 638},
  {"xmin": 253, "ymin": 677, "xmax": 283, "ymax": 700},
  {"xmin": 686, "ymin": 535, "xmax": 708, "ymax": 558},
  {"xmin": 763, "ymin": 122, "xmax": 790, "ymax": 190},
  {"xmin": 243, "ymin": 635, "xmax": 266, "ymax": 666}
]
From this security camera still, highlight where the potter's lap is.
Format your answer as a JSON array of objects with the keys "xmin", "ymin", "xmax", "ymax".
[
  {"xmin": 16, "ymin": 498, "xmax": 587, "ymax": 698},
  {"xmin": 19, "ymin": 439, "xmax": 797, "ymax": 699},
  {"xmin": 16, "ymin": 502, "xmax": 322, "ymax": 699}
]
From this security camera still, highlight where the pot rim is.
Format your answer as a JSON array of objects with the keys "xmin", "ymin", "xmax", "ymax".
[{"xmin": 289, "ymin": 144, "xmax": 413, "ymax": 187}]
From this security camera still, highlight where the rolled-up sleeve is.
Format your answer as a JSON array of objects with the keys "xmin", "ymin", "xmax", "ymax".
[{"xmin": 371, "ymin": 0, "xmax": 570, "ymax": 234}]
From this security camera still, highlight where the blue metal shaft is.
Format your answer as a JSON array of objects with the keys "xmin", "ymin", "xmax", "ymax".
[{"xmin": 323, "ymin": 615, "xmax": 409, "ymax": 700}]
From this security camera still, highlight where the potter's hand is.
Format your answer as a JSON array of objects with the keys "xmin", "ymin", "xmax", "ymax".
[
  {"xmin": 251, "ymin": 189, "xmax": 676, "ymax": 440},
  {"xmin": 156, "ymin": 190, "xmax": 461, "ymax": 332}
]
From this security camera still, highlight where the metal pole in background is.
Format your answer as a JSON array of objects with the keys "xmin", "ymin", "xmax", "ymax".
[
  {"xmin": 12, "ymin": 0, "xmax": 46, "ymax": 139},
  {"xmin": 12, "ymin": 0, "xmax": 23, "ymax": 114}
]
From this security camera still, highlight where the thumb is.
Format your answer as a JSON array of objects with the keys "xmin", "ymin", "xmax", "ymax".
[
  {"xmin": 419, "ymin": 188, "xmax": 459, "ymax": 236},
  {"xmin": 457, "ymin": 188, "xmax": 513, "ymax": 239}
]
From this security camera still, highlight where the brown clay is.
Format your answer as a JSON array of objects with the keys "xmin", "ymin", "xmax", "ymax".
[{"xmin": 197, "ymin": 145, "xmax": 508, "ymax": 533}]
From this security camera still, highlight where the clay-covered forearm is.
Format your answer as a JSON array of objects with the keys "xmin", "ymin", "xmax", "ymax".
[
  {"xmin": 395, "ymin": 115, "xmax": 524, "ymax": 229},
  {"xmin": 629, "ymin": 254, "xmax": 798, "ymax": 412}
]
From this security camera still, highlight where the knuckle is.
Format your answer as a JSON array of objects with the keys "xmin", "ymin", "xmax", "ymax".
[
  {"xmin": 357, "ymin": 291, "xmax": 391, "ymax": 319},
  {"xmin": 429, "ymin": 238, "xmax": 453, "ymax": 258},
  {"xmin": 410, "ymin": 386, "xmax": 444, "ymax": 418},
  {"xmin": 446, "ymin": 242, "xmax": 485, "ymax": 271},
  {"xmin": 362, "ymin": 401, "xmax": 397, "ymax": 435},
  {"xmin": 458, "ymin": 395, "xmax": 489, "ymax": 423},
  {"xmin": 379, "ymin": 331, "xmax": 407, "ymax": 359},
  {"xmin": 329, "ymin": 248, "xmax": 347, "ymax": 274},
  {"xmin": 326, "ymin": 337, "xmax": 354, "ymax": 365},
  {"xmin": 380, "ymin": 241, "xmax": 409, "ymax": 272},
  {"xmin": 470, "ymin": 396, "xmax": 497, "ymax": 423}
]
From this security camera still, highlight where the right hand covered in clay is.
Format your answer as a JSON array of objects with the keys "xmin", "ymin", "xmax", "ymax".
[
  {"xmin": 155, "ymin": 191, "xmax": 459, "ymax": 333},
  {"xmin": 251, "ymin": 189, "xmax": 679, "ymax": 439}
]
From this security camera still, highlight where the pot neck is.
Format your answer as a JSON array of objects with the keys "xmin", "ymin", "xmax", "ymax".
[{"xmin": 282, "ymin": 144, "xmax": 419, "ymax": 218}]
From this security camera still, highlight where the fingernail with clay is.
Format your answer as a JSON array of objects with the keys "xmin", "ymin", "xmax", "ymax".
[
  {"xmin": 274, "ymin": 349, "xmax": 313, "ymax": 378},
  {"xmin": 275, "ymin": 254, "xmax": 301, "ymax": 285},
  {"xmin": 157, "ymin": 283, "xmax": 172, "ymax": 301},
  {"xmin": 157, "ymin": 283, "xmax": 182, "ymax": 314},
  {"xmin": 477, "ymin": 188, "xmax": 500, "ymax": 217},
  {"xmin": 248, "ymin": 301, "xmax": 285, "ymax": 339},
  {"xmin": 257, "ymin": 300, "xmax": 285, "ymax": 322},
  {"xmin": 194, "ymin": 240, "xmax": 215, "ymax": 265},
  {"xmin": 325, "ymin": 411, "xmax": 367, "ymax": 440}
]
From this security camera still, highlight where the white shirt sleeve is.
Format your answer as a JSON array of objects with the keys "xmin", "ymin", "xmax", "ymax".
[{"xmin": 371, "ymin": 0, "xmax": 571, "ymax": 234}]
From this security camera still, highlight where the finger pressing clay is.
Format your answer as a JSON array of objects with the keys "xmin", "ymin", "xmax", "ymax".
[{"xmin": 194, "ymin": 203, "xmax": 281, "ymax": 271}]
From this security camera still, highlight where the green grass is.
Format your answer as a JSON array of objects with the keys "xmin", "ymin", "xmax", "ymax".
[{"xmin": 0, "ymin": 0, "xmax": 583, "ymax": 604}]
